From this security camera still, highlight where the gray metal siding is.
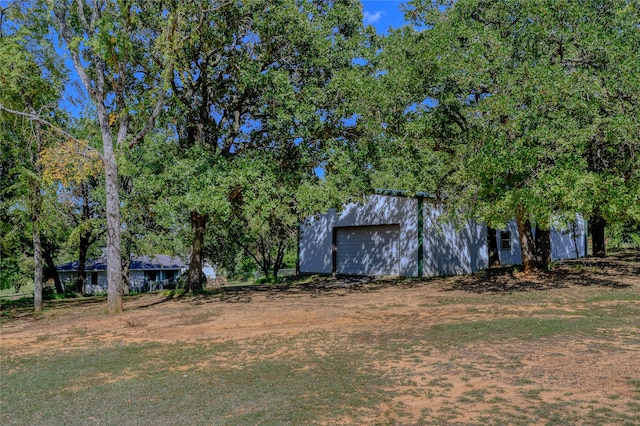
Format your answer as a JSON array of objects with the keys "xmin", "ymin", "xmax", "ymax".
[
  {"xmin": 495, "ymin": 221, "xmax": 522, "ymax": 266},
  {"xmin": 335, "ymin": 225, "xmax": 400, "ymax": 276},
  {"xmin": 495, "ymin": 215, "xmax": 587, "ymax": 266},
  {"xmin": 422, "ymin": 205, "xmax": 488, "ymax": 277},
  {"xmin": 550, "ymin": 216, "xmax": 587, "ymax": 260},
  {"xmin": 299, "ymin": 194, "xmax": 587, "ymax": 278},
  {"xmin": 299, "ymin": 195, "xmax": 418, "ymax": 276}
]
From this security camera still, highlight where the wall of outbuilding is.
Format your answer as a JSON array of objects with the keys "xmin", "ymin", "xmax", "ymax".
[
  {"xmin": 299, "ymin": 195, "xmax": 419, "ymax": 276},
  {"xmin": 494, "ymin": 220, "xmax": 523, "ymax": 266},
  {"xmin": 299, "ymin": 194, "xmax": 587, "ymax": 278},
  {"xmin": 493, "ymin": 216, "xmax": 587, "ymax": 265},
  {"xmin": 422, "ymin": 204, "xmax": 488, "ymax": 277},
  {"xmin": 299, "ymin": 195, "xmax": 488, "ymax": 278},
  {"xmin": 550, "ymin": 217, "xmax": 587, "ymax": 260}
]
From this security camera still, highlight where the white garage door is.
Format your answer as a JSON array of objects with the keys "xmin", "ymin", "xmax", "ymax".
[{"xmin": 335, "ymin": 225, "xmax": 400, "ymax": 276}]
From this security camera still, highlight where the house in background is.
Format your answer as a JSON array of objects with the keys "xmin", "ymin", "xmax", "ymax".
[
  {"xmin": 57, "ymin": 254, "xmax": 187, "ymax": 294},
  {"xmin": 299, "ymin": 191, "xmax": 587, "ymax": 278}
]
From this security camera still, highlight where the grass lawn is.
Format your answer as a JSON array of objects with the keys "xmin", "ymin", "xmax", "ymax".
[
  {"xmin": 1, "ymin": 253, "xmax": 639, "ymax": 425},
  {"xmin": 0, "ymin": 282, "xmax": 33, "ymax": 299}
]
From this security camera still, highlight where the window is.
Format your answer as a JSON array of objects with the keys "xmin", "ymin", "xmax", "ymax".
[
  {"xmin": 165, "ymin": 270, "xmax": 175, "ymax": 281},
  {"xmin": 91, "ymin": 272, "xmax": 98, "ymax": 285},
  {"xmin": 500, "ymin": 231, "xmax": 511, "ymax": 250},
  {"xmin": 145, "ymin": 271, "xmax": 157, "ymax": 282}
]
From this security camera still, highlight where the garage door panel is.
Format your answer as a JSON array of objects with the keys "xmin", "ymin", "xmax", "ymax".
[{"xmin": 335, "ymin": 225, "xmax": 400, "ymax": 276}]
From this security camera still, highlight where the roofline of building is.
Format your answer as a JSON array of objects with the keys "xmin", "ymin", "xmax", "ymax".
[
  {"xmin": 374, "ymin": 188, "xmax": 437, "ymax": 199},
  {"xmin": 57, "ymin": 266, "xmax": 185, "ymax": 272}
]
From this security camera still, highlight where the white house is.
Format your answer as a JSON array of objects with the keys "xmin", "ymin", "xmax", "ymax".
[
  {"xmin": 299, "ymin": 191, "xmax": 587, "ymax": 277},
  {"xmin": 57, "ymin": 254, "xmax": 187, "ymax": 294}
]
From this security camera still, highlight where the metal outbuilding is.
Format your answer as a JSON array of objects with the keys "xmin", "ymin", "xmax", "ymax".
[{"xmin": 299, "ymin": 191, "xmax": 587, "ymax": 277}]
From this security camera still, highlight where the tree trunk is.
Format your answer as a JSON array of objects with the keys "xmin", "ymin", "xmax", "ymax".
[
  {"xmin": 75, "ymin": 183, "xmax": 92, "ymax": 294},
  {"xmin": 187, "ymin": 211, "xmax": 207, "ymax": 292},
  {"xmin": 75, "ymin": 230, "xmax": 90, "ymax": 294},
  {"xmin": 535, "ymin": 227, "xmax": 551, "ymax": 270},
  {"xmin": 515, "ymin": 210, "xmax": 539, "ymax": 274},
  {"xmin": 487, "ymin": 226, "xmax": 500, "ymax": 267},
  {"xmin": 272, "ymin": 237, "xmax": 287, "ymax": 279},
  {"xmin": 33, "ymin": 226, "xmax": 43, "ymax": 312},
  {"xmin": 121, "ymin": 254, "xmax": 130, "ymax": 295},
  {"xmin": 31, "ymin": 122, "xmax": 43, "ymax": 311},
  {"xmin": 590, "ymin": 213, "xmax": 606, "ymax": 257},
  {"xmin": 121, "ymin": 235, "xmax": 131, "ymax": 295},
  {"xmin": 42, "ymin": 247, "xmax": 63, "ymax": 294},
  {"xmin": 273, "ymin": 254, "xmax": 282, "ymax": 278},
  {"xmin": 254, "ymin": 234, "xmax": 272, "ymax": 279},
  {"xmin": 260, "ymin": 264, "xmax": 270, "ymax": 279},
  {"xmin": 103, "ymin": 133, "xmax": 123, "ymax": 313}
]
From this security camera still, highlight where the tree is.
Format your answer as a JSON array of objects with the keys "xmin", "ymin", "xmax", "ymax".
[
  {"xmin": 549, "ymin": 1, "xmax": 640, "ymax": 257},
  {"xmin": 383, "ymin": 0, "xmax": 640, "ymax": 271},
  {"xmin": 0, "ymin": 3, "xmax": 66, "ymax": 309},
  {"xmin": 37, "ymin": 202, "xmax": 74, "ymax": 295},
  {"xmin": 37, "ymin": 115, "xmax": 106, "ymax": 294},
  {"xmin": 48, "ymin": 0, "xmax": 176, "ymax": 312},
  {"xmin": 56, "ymin": 178, "xmax": 104, "ymax": 294},
  {"xmin": 226, "ymin": 148, "xmax": 311, "ymax": 279},
  {"xmin": 117, "ymin": 129, "xmax": 187, "ymax": 288},
  {"xmin": 160, "ymin": 0, "xmax": 373, "ymax": 290}
]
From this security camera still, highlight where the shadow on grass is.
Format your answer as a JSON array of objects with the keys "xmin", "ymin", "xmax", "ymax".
[
  {"xmin": 125, "ymin": 252, "xmax": 640, "ymax": 305},
  {"xmin": 128, "ymin": 292, "xmax": 187, "ymax": 310},
  {"xmin": 446, "ymin": 253, "xmax": 636, "ymax": 294},
  {"xmin": 1, "ymin": 292, "xmax": 180, "ymax": 320},
  {"xmin": 211, "ymin": 274, "xmax": 441, "ymax": 304},
  {"xmin": 214, "ymin": 252, "xmax": 638, "ymax": 301},
  {"xmin": 1, "ymin": 295, "xmax": 108, "ymax": 321},
  {"xmin": 4, "ymin": 253, "xmax": 636, "ymax": 315}
]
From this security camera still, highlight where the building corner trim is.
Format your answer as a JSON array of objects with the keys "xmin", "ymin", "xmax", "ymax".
[{"xmin": 418, "ymin": 197, "xmax": 424, "ymax": 277}]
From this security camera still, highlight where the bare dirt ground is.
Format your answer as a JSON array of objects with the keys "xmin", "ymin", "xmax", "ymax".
[{"xmin": 2, "ymin": 252, "xmax": 639, "ymax": 424}]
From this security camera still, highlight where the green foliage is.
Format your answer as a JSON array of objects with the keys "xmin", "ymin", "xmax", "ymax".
[
  {"xmin": 117, "ymin": 131, "xmax": 185, "ymax": 258},
  {"xmin": 46, "ymin": 0, "xmax": 180, "ymax": 311},
  {"xmin": 0, "ymin": 3, "xmax": 68, "ymax": 299},
  {"xmin": 5, "ymin": 0, "xmax": 636, "ymax": 292},
  {"xmin": 133, "ymin": 0, "xmax": 375, "ymax": 278},
  {"xmin": 255, "ymin": 275, "xmax": 281, "ymax": 285},
  {"xmin": 227, "ymin": 255, "xmax": 258, "ymax": 282},
  {"xmin": 225, "ymin": 152, "xmax": 304, "ymax": 277},
  {"xmin": 607, "ymin": 221, "xmax": 640, "ymax": 251},
  {"xmin": 0, "ymin": 253, "xmax": 33, "ymax": 292},
  {"xmin": 395, "ymin": 0, "xmax": 640, "ymax": 229},
  {"xmin": 42, "ymin": 287, "xmax": 78, "ymax": 300},
  {"xmin": 282, "ymin": 247, "xmax": 297, "ymax": 270}
]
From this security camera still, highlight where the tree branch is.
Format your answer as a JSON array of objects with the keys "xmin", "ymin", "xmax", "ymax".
[{"xmin": 0, "ymin": 104, "xmax": 104, "ymax": 162}]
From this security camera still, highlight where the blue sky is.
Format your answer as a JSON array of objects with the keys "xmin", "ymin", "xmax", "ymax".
[{"xmin": 360, "ymin": 0, "xmax": 410, "ymax": 34}]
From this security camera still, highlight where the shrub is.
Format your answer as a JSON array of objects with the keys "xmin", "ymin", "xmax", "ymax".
[{"xmin": 255, "ymin": 275, "xmax": 280, "ymax": 285}]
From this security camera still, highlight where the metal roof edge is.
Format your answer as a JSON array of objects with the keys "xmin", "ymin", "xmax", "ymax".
[
  {"xmin": 374, "ymin": 188, "xmax": 437, "ymax": 199},
  {"xmin": 56, "ymin": 255, "xmax": 187, "ymax": 272}
]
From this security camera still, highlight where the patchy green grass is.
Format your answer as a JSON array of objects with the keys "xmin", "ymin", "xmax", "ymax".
[
  {"xmin": 2, "ymin": 254, "xmax": 639, "ymax": 425},
  {"xmin": 0, "ymin": 295, "xmax": 33, "ymax": 312},
  {"xmin": 5, "ymin": 313, "xmax": 636, "ymax": 426},
  {"xmin": 406, "ymin": 304, "xmax": 639, "ymax": 349},
  {"xmin": 1, "ymin": 338, "xmax": 389, "ymax": 426},
  {"xmin": 0, "ymin": 282, "xmax": 34, "ymax": 298}
]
